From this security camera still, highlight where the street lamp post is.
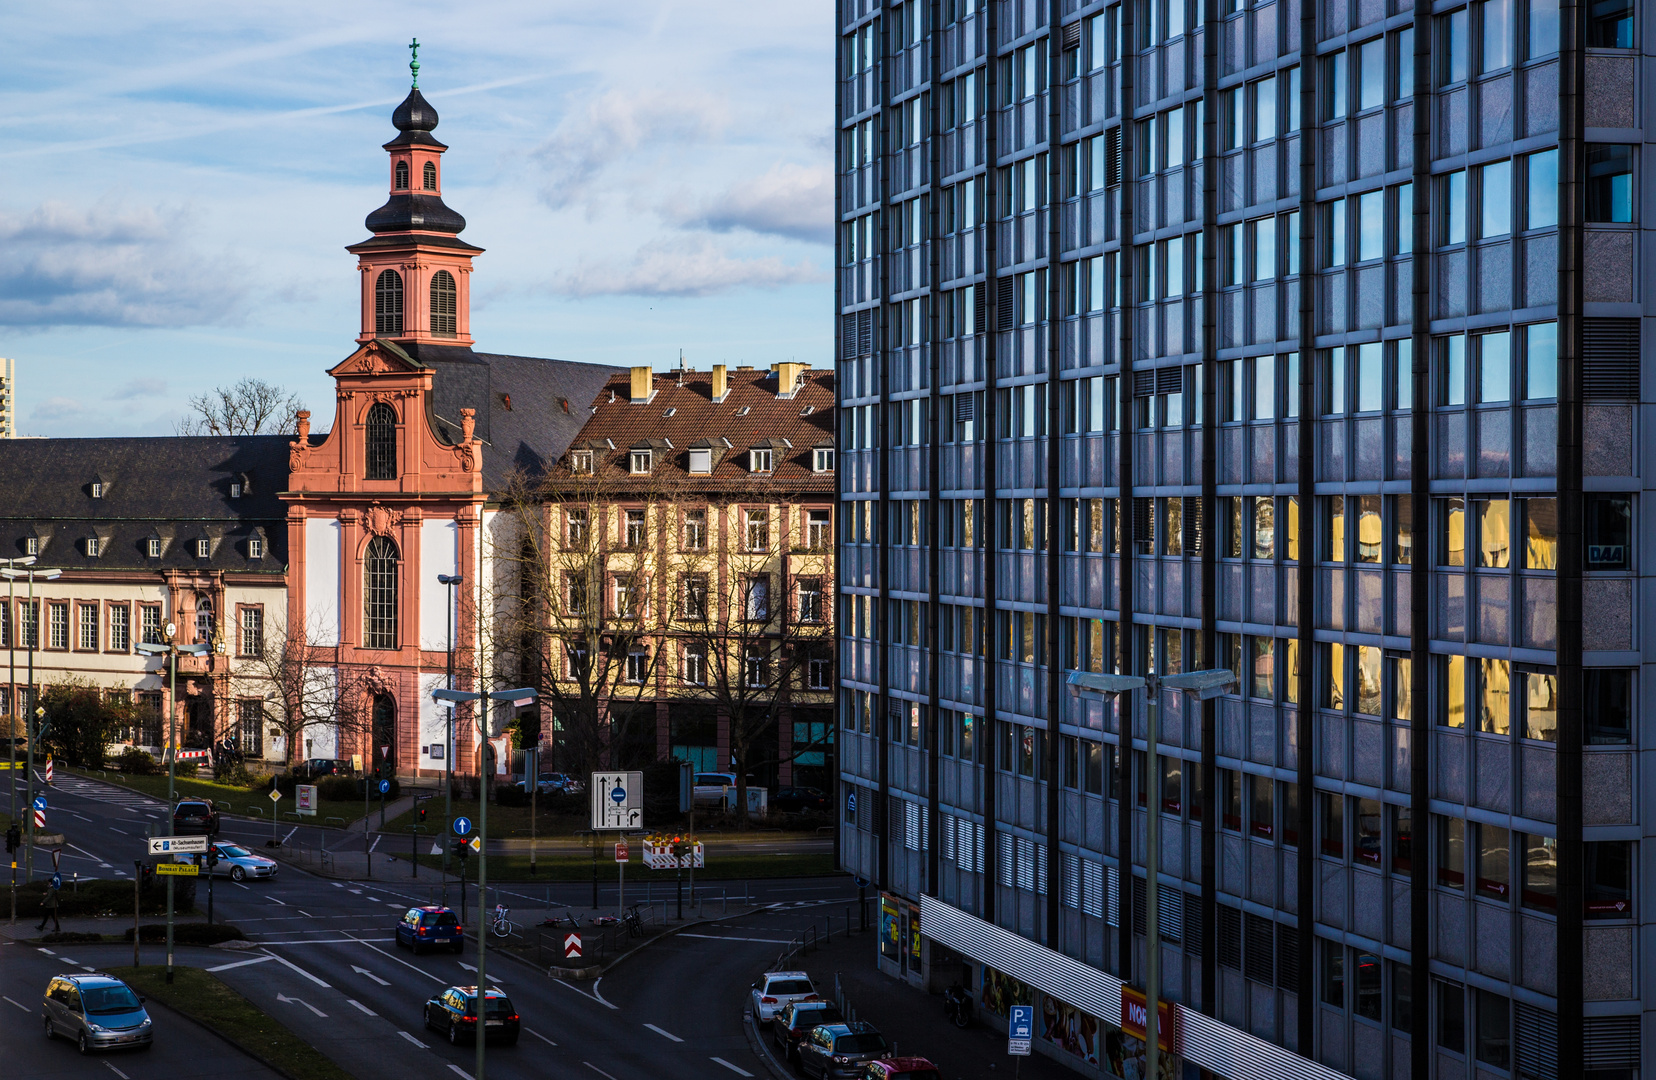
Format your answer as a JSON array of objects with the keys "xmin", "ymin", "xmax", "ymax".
[
  {"xmin": 2, "ymin": 557, "xmax": 35, "ymax": 828},
  {"xmin": 438, "ymin": 573, "xmax": 463, "ymax": 883},
  {"xmin": 1068, "ymin": 667, "xmax": 1236, "ymax": 1080},
  {"xmin": 434, "ymin": 684, "xmax": 535, "ymax": 1080},
  {"xmin": 136, "ymin": 624, "xmax": 211, "ymax": 984},
  {"xmin": 1, "ymin": 564, "xmax": 61, "ymax": 883}
]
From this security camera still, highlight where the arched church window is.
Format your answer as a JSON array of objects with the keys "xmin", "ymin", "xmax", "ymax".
[
  {"xmin": 423, "ymin": 161, "xmax": 437, "ymax": 190},
  {"xmin": 365, "ymin": 402, "xmax": 398, "ymax": 480},
  {"xmin": 374, "ymin": 270, "xmax": 403, "ymax": 335},
  {"xmin": 363, "ymin": 536, "xmax": 399, "ymax": 650},
  {"xmin": 431, "ymin": 271, "xmax": 457, "ymax": 337},
  {"xmin": 394, "ymin": 161, "xmax": 410, "ymax": 190}
]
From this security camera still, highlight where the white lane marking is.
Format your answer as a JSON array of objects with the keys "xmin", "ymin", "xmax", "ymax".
[
  {"xmin": 458, "ymin": 962, "xmax": 501, "ymax": 982},
  {"xmin": 282, "ymin": 827, "xmax": 297, "ymax": 843},
  {"xmin": 526, "ymin": 1028, "xmax": 557, "ymax": 1047},
  {"xmin": 398, "ymin": 1030, "xmax": 428, "ymax": 1049},
  {"xmin": 347, "ymin": 998, "xmax": 376, "ymax": 1016},
  {"xmin": 340, "ymin": 932, "xmax": 445, "ymax": 983},
  {"xmin": 644, "ymin": 1023, "xmax": 683, "ymax": 1043},
  {"xmin": 349, "ymin": 888, "xmax": 362, "ymax": 894},
  {"xmin": 36, "ymin": 948, "xmax": 54, "ymax": 955},
  {"xmin": 58, "ymin": 957, "xmax": 81, "ymax": 966},
  {"xmin": 679, "ymin": 933, "xmax": 797, "ymax": 944},
  {"xmin": 448, "ymin": 1066, "xmax": 474, "ymax": 1080},
  {"xmin": 297, "ymin": 910, "xmax": 312, "ymax": 917},
  {"xmin": 233, "ymin": 882, "xmax": 251, "ymax": 891},
  {"xmin": 369, "ymin": 835, "xmax": 382, "ymax": 852},
  {"xmin": 207, "ymin": 955, "xmax": 276, "ymax": 973},
  {"xmin": 351, "ymin": 965, "xmax": 391, "ymax": 986},
  {"xmin": 365, "ymin": 897, "xmax": 381, "ymax": 903},
  {"xmin": 550, "ymin": 978, "xmax": 618, "ymax": 1011},
  {"xmin": 253, "ymin": 938, "xmax": 396, "ymax": 945},
  {"xmin": 711, "ymin": 1058, "xmax": 754, "ymax": 1077},
  {"xmin": 110, "ymin": 828, "xmax": 128, "ymax": 836},
  {"xmin": 276, "ymin": 993, "xmax": 327, "ymax": 1018},
  {"xmin": 591, "ymin": 977, "xmax": 617, "ymax": 1011},
  {"xmin": 268, "ymin": 897, "xmax": 287, "ymax": 906},
  {"xmin": 387, "ymin": 903, "xmax": 405, "ymax": 908},
  {"xmin": 103, "ymin": 1062, "xmax": 130, "ymax": 1080},
  {"xmin": 260, "ymin": 950, "xmax": 332, "ymax": 988},
  {"xmin": 3, "ymin": 995, "xmax": 30, "ymax": 1012},
  {"xmin": 583, "ymin": 1065, "xmax": 620, "ymax": 1080}
]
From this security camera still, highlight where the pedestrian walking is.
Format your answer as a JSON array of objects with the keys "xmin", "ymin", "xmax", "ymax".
[{"xmin": 36, "ymin": 881, "xmax": 61, "ymax": 932}]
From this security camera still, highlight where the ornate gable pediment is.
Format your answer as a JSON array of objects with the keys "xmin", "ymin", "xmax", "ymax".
[{"xmin": 328, "ymin": 339, "xmax": 426, "ymax": 378}]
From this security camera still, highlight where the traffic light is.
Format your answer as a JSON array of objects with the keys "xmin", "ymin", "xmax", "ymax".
[
  {"xmin": 4, "ymin": 824, "xmax": 18, "ymax": 854},
  {"xmin": 418, "ymin": 807, "xmax": 427, "ymax": 825},
  {"xmin": 453, "ymin": 839, "xmax": 470, "ymax": 861}
]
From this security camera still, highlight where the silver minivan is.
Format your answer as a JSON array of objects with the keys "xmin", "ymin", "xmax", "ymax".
[{"xmin": 42, "ymin": 974, "xmax": 154, "ymax": 1053}]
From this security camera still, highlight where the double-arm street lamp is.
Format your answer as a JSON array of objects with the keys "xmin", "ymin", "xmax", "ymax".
[
  {"xmin": 136, "ymin": 623, "xmax": 212, "ymax": 984},
  {"xmin": 1, "ymin": 562, "xmax": 61, "ymax": 882},
  {"xmin": 433, "ymin": 683, "xmax": 536, "ymax": 1080},
  {"xmin": 1067, "ymin": 666, "xmax": 1236, "ymax": 1080},
  {"xmin": 437, "ymin": 573, "xmax": 463, "ymax": 879}
]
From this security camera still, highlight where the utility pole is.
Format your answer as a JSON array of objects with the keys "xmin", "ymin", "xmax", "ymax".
[
  {"xmin": 439, "ymin": 574, "xmax": 462, "ymax": 884},
  {"xmin": 2, "ymin": 557, "xmax": 32, "ymax": 832},
  {"xmin": 1, "ymin": 563, "xmax": 59, "ymax": 885}
]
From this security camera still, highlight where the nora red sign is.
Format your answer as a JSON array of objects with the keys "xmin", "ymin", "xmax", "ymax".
[{"xmin": 1120, "ymin": 987, "xmax": 1176, "ymax": 1053}]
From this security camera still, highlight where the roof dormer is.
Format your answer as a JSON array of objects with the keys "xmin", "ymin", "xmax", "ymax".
[
  {"xmin": 687, "ymin": 437, "xmax": 727, "ymax": 476},
  {"xmin": 88, "ymin": 473, "xmax": 113, "ymax": 499}
]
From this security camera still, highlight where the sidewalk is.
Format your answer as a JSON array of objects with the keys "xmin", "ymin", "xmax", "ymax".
[{"xmin": 775, "ymin": 931, "xmax": 1081, "ymax": 1080}]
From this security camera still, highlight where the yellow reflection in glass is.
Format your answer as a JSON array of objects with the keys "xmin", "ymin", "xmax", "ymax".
[
  {"xmin": 1477, "ymin": 499, "xmax": 1510, "ymax": 568},
  {"xmin": 1526, "ymin": 498, "xmax": 1557, "ymax": 570},
  {"xmin": 1356, "ymin": 645, "xmax": 1382, "ymax": 715},
  {"xmin": 1444, "ymin": 654, "xmax": 1465, "ymax": 727},
  {"xmin": 1524, "ymin": 671, "xmax": 1557, "ymax": 741}
]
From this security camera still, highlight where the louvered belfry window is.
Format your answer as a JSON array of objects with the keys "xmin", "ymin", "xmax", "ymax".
[
  {"xmin": 374, "ymin": 269, "xmax": 404, "ymax": 335},
  {"xmin": 394, "ymin": 161, "xmax": 409, "ymax": 190},
  {"xmin": 365, "ymin": 402, "xmax": 398, "ymax": 480},
  {"xmin": 423, "ymin": 161, "xmax": 437, "ymax": 190},
  {"xmin": 430, "ymin": 271, "xmax": 457, "ymax": 336},
  {"xmin": 363, "ymin": 536, "xmax": 399, "ymax": 650}
]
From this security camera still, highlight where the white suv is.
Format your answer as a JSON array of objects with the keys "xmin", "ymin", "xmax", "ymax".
[{"xmin": 750, "ymin": 970, "xmax": 818, "ymax": 1022}]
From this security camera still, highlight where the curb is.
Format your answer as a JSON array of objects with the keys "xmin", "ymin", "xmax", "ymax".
[
  {"xmin": 743, "ymin": 1006, "xmax": 797, "ymax": 1080},
  {"xmin": 126, "ymin": 975, "xmax": 320, "ymax": 1080}
]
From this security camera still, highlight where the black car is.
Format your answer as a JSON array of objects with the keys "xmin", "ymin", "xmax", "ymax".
[
  {"xmin": 799, "ymin": 1022, "xmax": 889, "ymax": 1079},
  {"xmin": 772, "ymin": 1000, "xmax": 845, "ymax": 1061},
  {"xmin": 296, "ymin": 758, "xmax": 352, "ymax": 780},
  {"xmin": 171, "ymin": 799, "xmax": 220, "ymax": 837},
  {"xmin": 423, "ymin": 986, "xmax": 519, "ymax": 1046},
  {"xmin": 772, "ymin": 786, "xmax": 829, "ymax": 814}
]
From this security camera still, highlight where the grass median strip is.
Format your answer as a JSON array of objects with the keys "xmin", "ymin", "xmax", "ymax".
[{"xmin": 107, "ymin": 965, "xmax": 355, "ymax": 1080}]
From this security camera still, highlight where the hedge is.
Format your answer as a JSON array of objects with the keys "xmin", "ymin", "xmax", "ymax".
[{"xmin": 14, "ymin": 878, "xmax": 193, "ymax": 918}]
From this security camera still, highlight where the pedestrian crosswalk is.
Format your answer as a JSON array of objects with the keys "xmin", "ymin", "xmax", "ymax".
[{"xmin": 43, "ymin": 772, "xmax": 166, "ymax": 815}]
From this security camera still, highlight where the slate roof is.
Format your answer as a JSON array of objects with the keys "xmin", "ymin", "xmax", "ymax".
[
  {"xmin": 0, "ymin": 436, "xmax": 295, "ymax": 572},
  {"xmin": 554, "ymin": 367, "xmax": 836, "ymax": 496},
  {"xmin": 393, "ymin": 341, "xmax": 620, "ymax": 488}
]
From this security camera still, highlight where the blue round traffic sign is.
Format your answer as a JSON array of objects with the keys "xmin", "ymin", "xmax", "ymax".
[
  {"xmin": 33, "ymin": 796, "xmax": 46, "ymax": 811},
  {"xmin": 50, "ymin": 873, "xmax": 61, "ymax": 890},
  {"xmin": 453, "ymin": 817, "xmax": 471, "ymax": 836},
  {"xmin": 610, "ymin": 784, "xmax": 625, "ymax": 805},
  {"xmin": 378, "ymin": 779, "xmax": 390, "ymax": 795}
]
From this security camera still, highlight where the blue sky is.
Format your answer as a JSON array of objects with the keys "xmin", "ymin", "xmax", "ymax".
[{"xmin": 1, "ymin": 2, "xmax": 832, "ymax": 437}]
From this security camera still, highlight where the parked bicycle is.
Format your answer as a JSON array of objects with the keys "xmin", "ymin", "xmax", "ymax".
[{"xmin": 491, "ymin": 904, "xmax": 514, "ymax": 939}]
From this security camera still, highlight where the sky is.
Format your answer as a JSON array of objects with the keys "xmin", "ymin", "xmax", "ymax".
[{"xmin": 0, "ymin": 1, "xmax": 833, "ymax": 438}]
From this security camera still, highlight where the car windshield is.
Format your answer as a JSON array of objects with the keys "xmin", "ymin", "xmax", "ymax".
[
  {"xmin": 433, "ymin": 913, "xmax": 458, "ymax": 927},
  {"xmin": 178, "ymin": 805, "xmax": 208, "ymax": 815},
  {"xmin": 219, "ymin": 845, "xmax": 252, "ymax": 858},
  {"xmin": 768, "ymin": 979, "xmax": 813, "ymax": 996},
  {"xmin": 793, "ymin": 1005, "xmax": 842, "ymax": 1026},
  {"xmin": 467, "ymin": 995, "xmax": 514, "ymax": 1017},
  {"xmin": 834, "ymin": 1034, "xmax": 887, "ymax": 1054},
  {"xmin": 81, "ymin": 986, "xmax": 142, "ymax": 1015}
]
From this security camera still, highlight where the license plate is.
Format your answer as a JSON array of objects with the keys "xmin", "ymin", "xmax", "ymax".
[{"xmin": 486, "ymin": 1021, "xmax": 504, "ymax": 1027}]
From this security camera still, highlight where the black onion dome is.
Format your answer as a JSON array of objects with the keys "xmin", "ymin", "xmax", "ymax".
[
  {"xmin": 364, "ymin": 193, "xmax": 467, "ymax": 235},
  {"xmin": 384, "ymin": 87, "xmax": 448, "ymax": 150}
]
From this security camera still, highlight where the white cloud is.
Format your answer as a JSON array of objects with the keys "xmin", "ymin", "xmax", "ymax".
[
  {"xmin": 0, "ymin": 201, "xmax": 246, "ymax": 328},
  {"xmin": 671, "ymin": 161, "xmax": 832, "ymax": 244},
  {"xmin": 533, "ymin": 87, "xmax": 730, "ymax": 213},
  {"xmin": 31, "ymin": 396, "xmax": 88, "ymax": 422},
  {"xmin": 551, "ymin": 235, "xmax": 823, "ymax": 298},
  {"xmin": 108, "ymin": 377, "xmax": 168, "ymax": 399}
]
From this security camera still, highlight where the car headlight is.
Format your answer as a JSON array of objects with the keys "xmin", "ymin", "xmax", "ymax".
[
  {"xmin": 140, "ymin": 1018, "xmax": 152, "ymax": 1028},
  {"xmin": 87, "ymin": 1024, "xmax": 108, "ymax": 1034}
]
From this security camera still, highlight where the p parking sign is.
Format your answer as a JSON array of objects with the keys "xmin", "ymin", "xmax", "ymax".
[{"xmin": 1008, "ymin": 1004, "xmax": 1033, "ymax": 1056}]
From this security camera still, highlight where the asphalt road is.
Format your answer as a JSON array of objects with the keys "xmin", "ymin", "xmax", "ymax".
[{"xmin": 3, "ymin": 768, "xmax": 861, "ymax": 1080}]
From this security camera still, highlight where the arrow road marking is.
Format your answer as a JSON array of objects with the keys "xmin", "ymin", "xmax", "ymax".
[
  {"xmin": 276, "ymin": 994, "xmax": 327, "ymax": 1018},
  {"xmin": 398, "ymin": 1031, "xmax": 428, "ymax": 1049},
  {"xmin": 644, "ymin": 1023, "xmax": 683, "ymax": 1043},
  {"xmin": 457, "ymin": 962, "xmax": 502, "ymax": 983},
  {"xmin": 347, "ymin": 999, "xmax": 376, "ymax": 1016},
  {"xmin": 711, "ymin": 1059, "xmax": 753, "ymax": 1077},
  {"xmin": 352, "ymin": 965, "xmax": 390, "ymax": 986}
]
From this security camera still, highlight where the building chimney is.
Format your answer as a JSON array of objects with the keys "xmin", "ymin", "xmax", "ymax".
[
  {"xmin": 712, "ymin": 364, "xmax": 729, "ymax": 403},
  {"xmin": 772, "ymin": 362, "xmax": 809, "ymax": 398},
  {"xmin": 630, "ymin": 365, "xmax": 654, "ymax": 404}
]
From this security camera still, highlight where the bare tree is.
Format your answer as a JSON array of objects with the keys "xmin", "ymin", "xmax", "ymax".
[
  {"xmin": 230, "ymin": 613, "xmax": 375, "ymax": 768},
  {"xmin": 176, "ymin": 377, "xmax": 306, "ymax": 436}
]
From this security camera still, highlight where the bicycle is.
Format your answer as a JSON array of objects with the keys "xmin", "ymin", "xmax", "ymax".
[{"xmin": 490, "ymin": 904, "xmax": 514, "ymax": 939}]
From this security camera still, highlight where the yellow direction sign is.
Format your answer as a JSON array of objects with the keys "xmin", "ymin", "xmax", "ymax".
[{"xmin": 155, "ymin": 862, "xmax": 199, "ymax": 877}]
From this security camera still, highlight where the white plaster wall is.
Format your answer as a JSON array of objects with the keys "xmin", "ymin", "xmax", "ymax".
[
  {"xmin": 304, "ymin": 517, "xmax": 340, "ymax": 646},
  {"xmin": 420, "ymin": 518, "xmax": 458, "ymax": 652},
  {"xmin": 300, "ymin": 665, "xmax": 338, "ymax": 759},
  {"xmin": 418, "ymin": 671, "xmax": 451, "ymax": 770}
]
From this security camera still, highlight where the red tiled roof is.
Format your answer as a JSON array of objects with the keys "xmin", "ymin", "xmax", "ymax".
[{"xmin": 552, "ymin": 367, "xmax": 836, "ymax": 496}]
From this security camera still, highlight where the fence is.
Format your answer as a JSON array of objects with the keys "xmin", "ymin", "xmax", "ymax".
[{"xmin": 530, "ymin": 902, "xmax": 673, "ymax": 966}]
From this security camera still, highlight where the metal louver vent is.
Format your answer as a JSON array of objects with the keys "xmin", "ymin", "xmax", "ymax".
[
  {"xmin": 996, "ymin": 283, "xmax": 1016, "ymax": 331},
  {"xmin": 1583, "ymin": 317, "xmax": 1640, "ymax": 399},
  {"xmin": 1063, "ymin": 20, "xmax": 1082, "ymax": 49},
  {"xmin": 1514, "ymin": 1002, "xmax": 1559, "ymax": 1080},
  {"xmin": 1583, "ymin": 1014, "xmax": 1640, "ymax": 1069},
  {"xmin": 1243, "ymin": 913, "xmax": 1274, "ymax": 984},
  {"xmin": 1275, "ymin": 923, "xmax": 1300, "ymax": 990},
  {"xmin": 1105, "ymin": 126, "xmax": 1123, "ymax": 187},
  {"xmin": 956, "ymin": 394, "xmax": 976, "ymax": 422},
  {"xmin": 1131, "ymin": 874, "xmax": 1146, "ymax": 935},
  {"xmin": 841, "ymin": 313, "xmax": 859, "ymax": 359},
  {"xmin": 1157, "ymin": 888, "xmax": 1181, "ymax": 942},
  {"xmin": 1156, "ymin": 366, "xmax": 1184, "ymax": 394},
  {"xmin": 1182, "ymin": 892, "xmax": 1203, "ymax": 955},
  {"xmin": 1132, "ymin": 498, "xmax": 1153, "ymax": 545},
  {"xmin": 973, "ymin": 282, "xmax": 988, "ymax": 334},
  {"xmin": 1216, "ymin": 905, "xmax": 1242, "ymax": 969},
  {"xmin": 1184, "ymin": 496, "xmax": 1204, "ymax": 555},
  {"xmin": 1133, "ymin": 370, "xmax": 1156, "ymax": 397},
  {"xmin": 859, "ymin": 309, "xmax": 876, "ymax": 355}
]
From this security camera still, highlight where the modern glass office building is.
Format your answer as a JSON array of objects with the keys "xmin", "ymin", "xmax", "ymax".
[{"xmin": 836, "ymin": 0, "xmax": 1639, "ymax": 1077}]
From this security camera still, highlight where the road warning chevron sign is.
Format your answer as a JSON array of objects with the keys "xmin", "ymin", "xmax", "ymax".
[{"xmin": 564, "ymin": 933, "xmax": 582, "ymax": 959}]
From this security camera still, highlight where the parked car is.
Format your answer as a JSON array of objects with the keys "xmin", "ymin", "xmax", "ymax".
[
  {"xmin": 422, "ymin": 985, "xmax": 519, "ymax": 1046},
  {"xmin": 771, "ymin": 786, "xmax": 829, "ymax": 814},
  {"xmin": 41, "ymin": 974, "xmax": 153, "ymax": 1053},
  {"xmin": 172, "ymin": 842, "xmax": 277, "ymax": 882},
  {"xmin": 862, "ymin": 1057, "xmax": 943, "ymax": 1080},
  {"xmin": 170, "ymin": 799, "xmax": 220, "ymax": 837},
  {"xmin": 693, "ymin": 772, "xmax": 737, "ymax": 805},
  {"xmin": 749, "ymin": 970, "xmax": 818, "ymax": 1022},
  {"xmin": 772, "ymin": 999, "xmax": 845, "ymax": 1062},
  {"xmin": 798, "ymin": 1022, "xmax": 889, "ymax": 1079},
  {"xmin": 516, "ymin": 772, "xmax": 574, "ymax": 796},
  {"xmin": 396, "ymin": 906, "xmax": 465, "ymax": 954},
  {"xmin": 295, "ymin": 758, "xmax": 353, "ymax": 779}
]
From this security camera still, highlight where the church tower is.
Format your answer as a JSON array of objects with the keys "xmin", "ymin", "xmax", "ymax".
[{"xmin": 346, "ymin": 47, "xmax": 482, "ymax": 347}]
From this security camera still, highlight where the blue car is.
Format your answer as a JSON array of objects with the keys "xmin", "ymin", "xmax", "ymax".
[{"xmin": 396, "ymin": 906, "xmax": 464, "ymax": 954}]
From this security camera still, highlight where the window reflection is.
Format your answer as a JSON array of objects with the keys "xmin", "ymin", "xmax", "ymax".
[
  {"xmin": 1479, "ymin": 658, "xmax": 1510, "ymax": 735},
  {"xmin": 1476, "ymin": 498, "xmax": 1510, "ymax": 568}
]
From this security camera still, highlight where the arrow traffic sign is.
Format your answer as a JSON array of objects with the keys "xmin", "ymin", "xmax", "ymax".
[
  {"xmin": 453, "ymin": 817, "xmax": 472, "ymax": 836},
  {"xmin": 589, "ymin": 771, "xmax": 642, "ymax": 830},
  {"xmin": 50, "ymin": 872, "xmax": 61, "ymax": 890},
  {"xmin": 378, "ymin": 779, "xmax": 390, "ymax": 795},
  {"xmin": 32, "ymin": 796, "xmax": 46, "ymax": 812},
  {"xmin": 148, "ymin": 836, "xmax": 210, "ymax": 855}
]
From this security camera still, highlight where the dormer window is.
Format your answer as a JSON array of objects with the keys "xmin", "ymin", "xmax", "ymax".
[
  {"xmin": 147, "ymin": 538, "xmax": 161, "ymax": 558},
  {"xmin": 423, "ymin": 161, "xmax": 437, "ymax": 190},
  {"xmin": 813, "ymin": 447, "xmax": 835, "ymax": 472},
  {"xmin": 737, "ymin": 406, "xmax": 752, "ymax": 416},
  {"xmin": 394, "ymin": 160, "xmax": 410, "ymax": 190},
  {"xmin": 749, "ymin": 448, "xmax": 774, "ymax": 473},
  {"xmin": 688, "ymin": 448, "xmax": 712, "ymax": 474},
  {"xmin": 91, "ymin": 483, "xmax": 104, "ymax": 498},
  {"xmin": 248, "ymin": 538, "xmax": 264, "ymax": 559},
  {"xmin": 85, "ymin": 537, "xmax": 100, "ymax": 557},
  {"xmin": 630, "ymin": 449, "xmax": 653, "ymax": 474},
  {"xmin": 194, "ymin": 539, "xmax": 210, "ymax": 559},
  {"xmin": 24, "ymin": 538, "xmax": 37, "ymax": 556},
  {"xmin": 229, "ymin": 483, "xmax": 242, "ymax": 498},
  {"xmin": 569, "ymin": 450, "xmax": 593, "ymax": 474}
]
